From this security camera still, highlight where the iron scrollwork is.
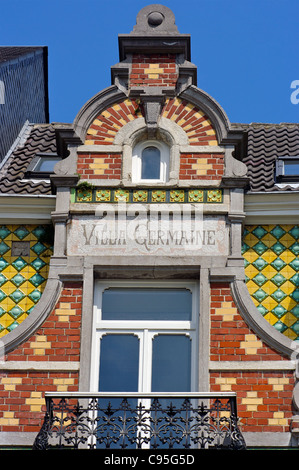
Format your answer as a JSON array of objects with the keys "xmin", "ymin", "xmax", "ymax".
[{"xmin": 33, "ymin": 393, "xmax": 246, "ymax": 450}]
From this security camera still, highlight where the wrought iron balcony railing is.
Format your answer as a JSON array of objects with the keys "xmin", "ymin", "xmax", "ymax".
[{"xmin": 33, "ymin": 392, "xmax": 246, "ymax": 450}]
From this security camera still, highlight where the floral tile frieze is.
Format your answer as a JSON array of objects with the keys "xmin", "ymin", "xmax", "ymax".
[{"xmin": 74, "ymin": 187, "xmax": 223, "ymax": 204}]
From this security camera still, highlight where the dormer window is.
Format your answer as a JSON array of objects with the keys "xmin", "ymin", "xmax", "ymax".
[
  {"xmin": 132, "ymin": 141, "xmax": 169, "ymax": 183},
  {"xmin": 25, "ymin": 153, "xmax": 61, "ymax": 179},
  {"xmin": 276, "ymin": 156, "xmax": 299, "ymax": 183}
]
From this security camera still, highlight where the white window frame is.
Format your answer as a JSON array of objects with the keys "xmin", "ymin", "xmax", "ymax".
[
  {"xmin": 90, "ymin": 280, "xmax": 199, "ymax": 393},
  {"xmin": 132, "ymin": 140, "xmax": 170, "ymax": 183}
]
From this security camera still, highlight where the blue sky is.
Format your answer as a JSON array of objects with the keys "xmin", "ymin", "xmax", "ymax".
[{"xmin": 1, "ymin": 0, "xmax": 298, "ymax": 125}]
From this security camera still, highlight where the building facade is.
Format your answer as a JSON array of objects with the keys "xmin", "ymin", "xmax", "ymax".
[
  {"xmin": 0, "ymin": 5, "xmax": 298, "ymax": 450},
  {"xmin": 0, "ymin": 47, "xmax": 49, "ymax": 161}
]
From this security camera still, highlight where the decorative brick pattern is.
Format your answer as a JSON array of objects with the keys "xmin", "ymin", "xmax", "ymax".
[
  {"xmin": 85, "ymin": 99, "xmax": 141, "ymax": 145},
  {"xmin": 4, "ymin": 281, "xmax": 82, "ymax": 362},
  {"xmin": 84, "ymin": 97, "xmax": 218, "ymax": 151},
  {"xmin": 211, "ymin": 371, "xmax": 294, "ymax": 433},
  {"xmin": 130, "ymin": 54, "xmax": 177, "ymax": 88},
  {"xmin": 210, "ymin": 282, "xmax": 294, "ymax": 434},
  {"xmin": 210, "ymin": 282, "xmax": 286, "ymax": 362},
  {"xmin": 0, "ymin": 372, "xmax": 78, "ymax": 432},
  {"xmin": 179, "ymin": 154, "xmax": 224, "ymax": 180},
  {"xmin": 0, "ymin": 282, "xmax": 81, "ymax": 433},
  {"xmin": 162, "ymin": 98, "xmax": 218, "ymax": 146},
  {"xmin": 77, "ymin": 153, "xmax": 122, "ymax": 179}
]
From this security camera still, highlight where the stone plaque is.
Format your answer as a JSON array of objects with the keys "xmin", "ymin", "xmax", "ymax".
[{"xmin": 67, "ymin": 205, "xmax": 229, "ymax": 257}]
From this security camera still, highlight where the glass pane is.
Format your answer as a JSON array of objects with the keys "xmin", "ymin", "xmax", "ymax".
[
  {"xmin": 284, "ymin": 161, "xmax": 299, "ymax": 175},
  {"xmin": 35, "ymin": 157, "xmax": 61, "ymax": 172},
  {"xmin": 141, "ymin": 146, "xmax": 160, "ymax": 179},
  {"xmin": 151, "ymin": 334, "xmax": 191, "ymax": 392},
  {"xmin": 102, "ymin": 288, "xmax": 192, "ymax": 321},
  {"xmin": 99, "ymin": 334, "xmax": 139, "ymax": 392}
]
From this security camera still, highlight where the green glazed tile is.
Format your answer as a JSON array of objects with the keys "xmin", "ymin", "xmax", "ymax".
[
  {"xmin": 0, "ymin": 290, "xmax": 7, "ymax": 302},
  {"xmin": 274, "ymin": 321, "xmax": 288, "ymax": 333},
  {"xmin": 291, "ymin": 321, "xmax": 299, "ymax": 335},
  {"xmin": 7, "ymin": 321, "xmax": 19, "ymax": 332},
  {"xmin": 29, "ymin": 273, "xmax": 45, "ymax": 287},
  {"xmin": 12, "ymin": 257, "xmax": 28, "ymax": 271},
  {"xmin": 0, "ymin": 258, "xmax": 9, "ymax": 271},
  {"xmin": 9, "ymin": 306, "xmax": 24, "ymax": 319},
  {"xmin": 270, "ymin": 258, "xmax": 286, "ymax": 271},
  {"xmin": 289, "ymin": 226, "xmax": 299, "ymax": 240},
  {"xmin": 14, "ymin": 226, "xmax": 29, "ymax": 240},
  {"xmin": 253, "ymin": 273, "xmax": 267, "ymax": 287},
  {"xmin": 252, "ymin": 258, "xmax": 268, "ymax": 271},
  {"xmin": 0, "ymin": 226, "xmax": 11, "ymax": 240},
  {"xmin": 30, "ymin": 258, "xmax": 46, "ymax": 271},
  {"xmin": 290, "ymin": 273, "xmax": 299, "ymax": 287},
  {"xmin": 0, "ymin": 274, "xmax": 7, "ymax": 287},
  {"xmin": 271, "ymin": 242, "xmax": 285, "ymax": 255},
  {"xmin": 11, "ymin": 273, "xmax": 26, "ymax": 287},
  {"xmin": 31, "ymin": 242, "xmax": 47, "ymax": 255},
  {"xmin": 271, "ymin": 273, "xmax": 287, "ymax": 287},
  {"xmin": 257, "ymin": 305, "xmax": 268, "ymax": 316},
  {"xmin": 252, "ymin": 289, "xmax": 268, "ymax": 302},
  {"xmin": 271, "ymin": 289, "xmax": 287, "ymax": 303},
  {"xmin": 28, "ymin": 289, "xmax": 42, "ymax": 303},
  {"xmin": 252, "ymin": 241, "xmax": 268, "ymax": 255},
  {"xmin": 32, "ymin": 226, "xmax": 47, "ymax": 239},
  {"xmin": 9, "ymin": 289, "xmax": 26, "ymax": 304},
  {"xmin": 290, "ymin": 289, "xmax": 299, "ymax": 302},
  {"xmin": 272, "ymin": 305, "xmax": 287, "ymax": 318},
  {"xmin": 289, "ymin": 258, "xmax": 299, "ymax": 272},
  {"xmin": 289, "ymin": 242, "xmax": 299, "ymax": 256},
  {"xmin": 0, "ymin": 242, "xmax": 10, "ymax": 255},
  {"xmin": 252, "ymin": 226, "xmax": 268, "ymax": 239},
  {"xmin": 270, "ymin": 226, "xmax": 286, "ymax": 239}
]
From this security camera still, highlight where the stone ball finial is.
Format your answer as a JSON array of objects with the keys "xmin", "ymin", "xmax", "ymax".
[
  {"xmin": 148, "ymin": 11, "xmax": 164, "ymax": 27},
  {"xmin": 132, "ymin": 4, "xmax": 179, "ymax": 34}
]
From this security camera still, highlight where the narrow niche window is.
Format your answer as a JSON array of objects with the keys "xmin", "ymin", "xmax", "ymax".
[{"xmin": 132, "ymin": 140, "xmax": 169, "ymax": 183}]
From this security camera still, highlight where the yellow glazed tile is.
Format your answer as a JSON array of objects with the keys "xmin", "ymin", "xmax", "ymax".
[
  {"xmin": 261, "ymin": 297, "xmax": 278, "ymax": 311},
  {"xmin": 279, "ymin": 251, "xmax": 296, "ymax": 264},
  {"xmin": 279, "ymin": 233, "xmax": 296, "ymax": 248},
  {"xmin": 280, "ymin": 312, "xmax": 297, "ymax": 328}
]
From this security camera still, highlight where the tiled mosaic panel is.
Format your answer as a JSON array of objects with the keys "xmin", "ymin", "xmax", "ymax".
[
  {"xmin": 0, "ymin": 225, "xmax": 53, "ymax": 338},
  {"xmin": 242, "ymin": 225, "xmax": 299, "ymax": 341},
  {"xmin": 74, "ymin": 187, "xmax": 223, "ymax": 204}
]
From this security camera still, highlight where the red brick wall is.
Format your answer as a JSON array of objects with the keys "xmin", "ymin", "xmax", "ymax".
[
  {"xmin": 0, "ymin": 282, "xmax": 82, "ymax": 434},
  {"xmin": 211, "ymin": 371, "xmax": 294, "ymax": 433},
  {"xmin": 130, "ymin": 54, "xmax": 177, "ymax": 88},
  {"xmin": 179, "ymin": 153, "xmax": 224, "ymax": 180},
  {"xmin": 210, "ymin": 282, "xmax": 294, "ymax": 434},
  {"xmin": 77, "ymin": 153, "xmax": 122, "ymax": 180}
]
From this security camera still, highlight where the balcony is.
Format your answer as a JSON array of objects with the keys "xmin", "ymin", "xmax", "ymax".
[{"xmin": 33, "ymin": 392, "xmax": 246, "ymax": 450}]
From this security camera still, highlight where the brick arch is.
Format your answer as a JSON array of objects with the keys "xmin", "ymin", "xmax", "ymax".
[
  {"xmin": 84, "ymin": 97, "xmax": 218, "ymax": 146},
  {"xmin": 84, "ymin": 99, "xmax": 142, "ymax": 145},
  {"xmin": 162, "ymin": 97, "xmax": 218, "ymax": 146}
]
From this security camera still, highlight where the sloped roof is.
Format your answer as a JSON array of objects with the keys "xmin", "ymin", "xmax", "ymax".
[
  {"xmin": 0, "ymin": 46, "xmax": 45, "ymax": 63},
  {"xmin": 0, "ymin": 123, "xmax": 57, "ymax": 195},
  {"xmin": 0, "ymin": 120, "xmax": 298, "ymax": 196},
  {"xmin": 232, "ymin": 123, "xmax": 299, "ymax": 192}
]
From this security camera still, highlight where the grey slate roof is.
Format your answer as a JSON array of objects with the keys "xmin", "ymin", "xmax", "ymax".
[
  {"xmin": 238, "ymin": 123, "xmax": 299, "ymax": 192},
  {"xmin": 0, "ymin": 123, "xmax": 57, "ymax": 195}
]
